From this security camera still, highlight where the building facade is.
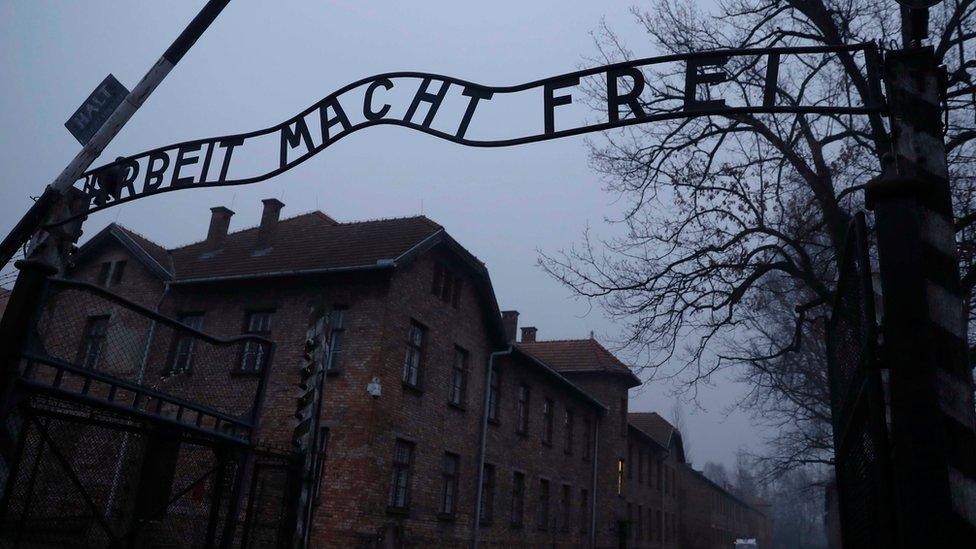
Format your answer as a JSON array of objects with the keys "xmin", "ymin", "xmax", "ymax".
[{"xmin": 55, "ymin": 198, "xmax": 770, "ymax": 547}]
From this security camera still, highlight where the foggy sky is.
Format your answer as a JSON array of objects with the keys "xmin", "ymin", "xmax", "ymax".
[{"xmin": 0, "ymin": 0, "xmax": 762, "ymax": 469}]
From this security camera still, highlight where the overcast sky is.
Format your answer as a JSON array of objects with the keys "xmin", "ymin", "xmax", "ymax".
[{"xmin": 0, "ymin": 0, "xmax": 763, "ymax": 469}]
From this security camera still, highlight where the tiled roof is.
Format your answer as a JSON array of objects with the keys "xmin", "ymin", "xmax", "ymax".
[
  {"xmin": 114, "ymin": 225, "xmax": 174, "ymax": 275},
  {"xmin": 78, "ymin": 212, "xmax": 447, "ymax": 282},
  {"xmin": 169, "ymin": 213, "xmax": 443, "ymax": 280},
  {"xmin": 517, "ymin": 338, "xmax": 640, "ymax": 385},
  {"xmin": 628, "ymin": 412, "xmax": 675, "ymax": 449}
]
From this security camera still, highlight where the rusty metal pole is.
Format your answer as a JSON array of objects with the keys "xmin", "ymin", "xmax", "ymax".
[
  {"xmin": 0, "ymin": 0, "xmax": 233, "ymax": 271},
  {"xmin": 866, "ymin": 46, "xmax": 976, "ymax": 545}
]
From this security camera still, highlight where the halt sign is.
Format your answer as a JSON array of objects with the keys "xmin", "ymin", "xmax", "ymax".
[{"xmin": 64, "ymin": 74, "xmax": 129, "ymax": 146}]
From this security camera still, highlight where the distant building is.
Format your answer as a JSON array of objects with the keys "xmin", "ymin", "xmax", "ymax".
[
  {"xmin": 41, "ymin": 198, "xmax": 772, "ymax": 547},
  {"xmin": 679, "ymin": 465, "xmax": 772, "ymax": 548}
]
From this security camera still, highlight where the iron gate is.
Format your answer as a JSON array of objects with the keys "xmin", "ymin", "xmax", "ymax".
[
  {"xmin": 825, "ymin": 212, "xmax": 895, "ymax": 548},
  {"xmin": 0, "ymin": 273, "xmax": 300, "ymax": 548}
]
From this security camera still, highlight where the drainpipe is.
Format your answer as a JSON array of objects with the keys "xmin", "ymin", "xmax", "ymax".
[
  {"xmin": 472, "ymin": 346, "xmax": 512, "ymax": 549},
  {"xmin": 106, "ymin": 280, "xmax": 171, "ymax": 515},
  {"xmin": 590, "ymin": 417, "xmax": 600, "ymax": 548}
]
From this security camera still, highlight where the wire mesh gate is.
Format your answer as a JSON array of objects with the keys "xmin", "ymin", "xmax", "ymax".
[
  {"xmin": 0, "ymin": 274, "xmax": 299, "ymax": 548},
  {"xmin": 825, "ymin": 212, "xmax": 895, "ymax": 548}
]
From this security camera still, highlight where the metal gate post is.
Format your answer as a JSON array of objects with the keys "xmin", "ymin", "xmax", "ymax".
[
  {"xmin": 866, "ymin": 46, "xmax": 976, "ymax": 545},
  {"xmin": 0, "ymin": 260, "xmax": 56, "ymax": 461},
  {"xmin": 205, "ymin": 449, "xmax": 230, "ymax": 548}
]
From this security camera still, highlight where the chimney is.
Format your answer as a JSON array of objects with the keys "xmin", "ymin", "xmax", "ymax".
[
  {"xmin": 207, "ymin": 206, "xmax": 234, "ymax": 246},
  {"xmin": 521, "ymin": 326, "xmax": 537, "ymax": 343},
  {"xmin": 501, "ymin": 310, "xmax": 519, "ymax": 343},
  {"xmin": 258, "ymin": 198, "xmax": 284, "ymax": 244}
]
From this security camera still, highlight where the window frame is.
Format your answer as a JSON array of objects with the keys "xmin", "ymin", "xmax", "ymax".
[
  {"xmin": 326, "ymin": 307, "xmax": 347, "ymax": 373},
  {"xmin": 560, "ymin": 484, "xmax": 572, "ymax": 532},
  {"xmin": 387, "ymin": 439, "xmax": 415, "ymax": 513},
  {"xmin": 510, "ymin": 471, "xmax": 526, "ymax": 528},
  {"xmin": 448, "ymin": 345, "xmax": 468, "ymax": 409},
  {"xmin": 238, "ymin": 310, "xmax": 273, "ymax": 374},
  {"xmin": 564, "ymin": 409, "xmax": 574, "ymax": 455},
  {"xmin": 579, "ymin": 488, "xmax": 589, "ymax": 533},
  {"xmin": 537, "ymin": 478, "xmax": 550, "ymax": 531},
  {"xmin": 582, "ymin": 417, "xmax": 592, "ymax": 461},
  {"xmin": 110, "ymin": 260, "xmax": 127, "ymax": 286},
  {"xmin": 542, "ymin": 398, "xmax": 554, "ymax": 446},
  {"xmin": 439, "ymin": 452, "xmax": 460, "ymax": 519},
  {"xmin": 401, "ymin": 320, "xmax": 427, "ymax": 390},
  {"xmin": 77, "ymin": 315, "xmax": 110, "ymax": 370},
  {"xmin": 166, "ymin": 312, "xmax": 205, "ymax": 375},
  {"xmin": 487, "ymin": 367, "xmax": 501, "ymax": 423},
  {"xmin": 479, "ymin": 463, "xmax": 496, "ymax": 525},
  {"xmin": 516, "ymin": 384, "xmax": 530, "ymax": 435}
]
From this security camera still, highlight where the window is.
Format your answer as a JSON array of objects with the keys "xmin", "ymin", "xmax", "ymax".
[
  {"xmin": 449, "ymin": 346, "xmax": 468, "ymax": 407},
  {"xmin": 479, "ymin": 463, "xmax": 495, "ymax": 524},
  {"xmin": 97, "ymin": 260, "xmax": 126, "ymax": 287},
  {"xmin": 560, "ymin": 484, "xmax": 571, "ymax": 532},
  {"xmin": 167, "ymin": 313, "xmax": 204, "ymax": 374},
  {"xmin": 542, "ymin": 398, "xmax": 554, "ymax": 445},
  {"xmin": 432, "ymin": 263, "xmax": 462, "ymax": 309},
  {"xmin": 579, "ymin": 488, "xmax": 589, "ymax": 533},
  {"xmin": 312, "ymin": 427, "xmax": 330, "ymax": 505},
  {"xmin": 657, "ymin": 459, "xmax": 663, "ymax": 490},
  {"xmin": 78, "ymin": 315, "xmax": 109, "ymax": 369},
  {"xmin": 440, "ymin": 453, "xmax": 460, "ymax": 517},
  {"xmin": 402, "ymin": 321, "xmax": 426, "ymax": 387},
  {"xmin": 638, "ymin": 448, "xmax": 644, "ymax": 483},
  {"xmin": 582, "ymin": 417, "xmax": 592, "ymax": 460},
  {"xmin": 664, "ymin": 512, "xmax": 670, "ymax": 543},
  {"xmin": 648, "ymin": 507, "xmax": 654, "ymax": 541},
  {"xmin": 510, "ymin": 471, "xmax": 525, "ymax": 527},
  {"xmin": 620, "ymin": 397, "xmax": 628, "ymax": 436},
  {"xmin": 637, "ymin": 505, "xmax": 644, "ymax": 541},
  {"xmin": 240, "ymin": 311, "xmax": 273, "ymax": 372},
  {"xmin": 326, "ymin": 308, "xmax": 346, "ymax": 371},
  {"xmin": 516, "ymin": 384, "xmax": 530, "ymax": 434},
  {"xmin": 537, "ymin": 479, "xmax": 550, "ymax": 530},
  {"xmin": 564, "ymin": 409, "xmax": 574, "ymax": 454},
  {"xmin": 487, "ymin": 368, "xmax": 500, "ymax": 422},
  {"xmin": 111, "ymin": 260, "xmax": 127, "ymax": 285},
  {"xmin": 671, "ymin": 467, "xmax": 676, "ymax": 497},
  {"xmin": 617, "ymin": 459, "xmax": 625, "ymax": 496},
  {"xmin": 628, "ymin": 444, "xmax": 633, "ymax": 479},
  {"xmin": 656, "ymin": 509, "xmax": 663, "ymax": 542},
  {"xmin": 388, "ymin": 439, "xmax": 414, "ymax": 511},
  {"xmin": 97, "ymin": 262, "xmax": 111, "ymax": 286},
  {"xmin": 627, "ymin": 503, "xmax": 633, "ymax": 540}
]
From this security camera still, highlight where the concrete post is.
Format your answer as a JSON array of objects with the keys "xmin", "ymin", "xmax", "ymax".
[{"xmin": 866, "ymin": 46, "xmax": 976, "ymax": 545}]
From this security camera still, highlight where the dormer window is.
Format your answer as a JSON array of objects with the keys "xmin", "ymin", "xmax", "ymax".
[
  {"xmin": 431, "ymin": 263, "xmax": 462, "ymax": 309},
  {"xmin": 97, "ymin": 260, "xmax": 127, "ymax": 288}
]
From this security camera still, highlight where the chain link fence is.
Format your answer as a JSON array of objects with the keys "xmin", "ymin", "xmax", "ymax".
[
  {"xmin": 18, "ymin": 278, "xmax": 274, "ymax": 442},
  {"xmin": 0, "ymin": 276, "xmax": 297, "ymax": 548},
  {"xmin": 825, "ymin": 212, "xmax": 895, "ymax": 548}
]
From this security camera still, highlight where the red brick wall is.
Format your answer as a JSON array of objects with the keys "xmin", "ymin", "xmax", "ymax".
[{"xmin": 478, "ymin": 351, "xmax": 602, "ymax": 548}]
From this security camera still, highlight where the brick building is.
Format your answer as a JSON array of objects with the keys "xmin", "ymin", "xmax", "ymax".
[
  {"xmin": 678, "ymin": 466, "xmax": 772, "ymax": 549},
  {"xmin": 57, "ymin": 198, "xmax": 770, "ymax": 547}
]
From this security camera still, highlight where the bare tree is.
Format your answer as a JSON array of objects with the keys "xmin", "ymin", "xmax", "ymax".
[
  {"xmin": 541, "ymin": 0, "xmax": 976, "ymax": 474},
  {"xmin": 670, "ymin": 399, "xmax": 693, "ymax": 463},
  {"xmin": 703, "ymin": 461, "xmax": 733, "ymax": 488}
]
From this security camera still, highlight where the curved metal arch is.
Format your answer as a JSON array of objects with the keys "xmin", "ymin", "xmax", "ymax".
[{"xmin": 64, "ymin": 42, "xmax": 882, "ymax": 222}]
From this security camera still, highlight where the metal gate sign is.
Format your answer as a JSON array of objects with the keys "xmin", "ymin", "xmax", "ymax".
[
  {"xmin": 64, "ymin": 74, "xmax": 130, "ymax": 146},
  {"xmin": 74, "ymin": 43, "xmax": 880, "ymax": 218}
]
